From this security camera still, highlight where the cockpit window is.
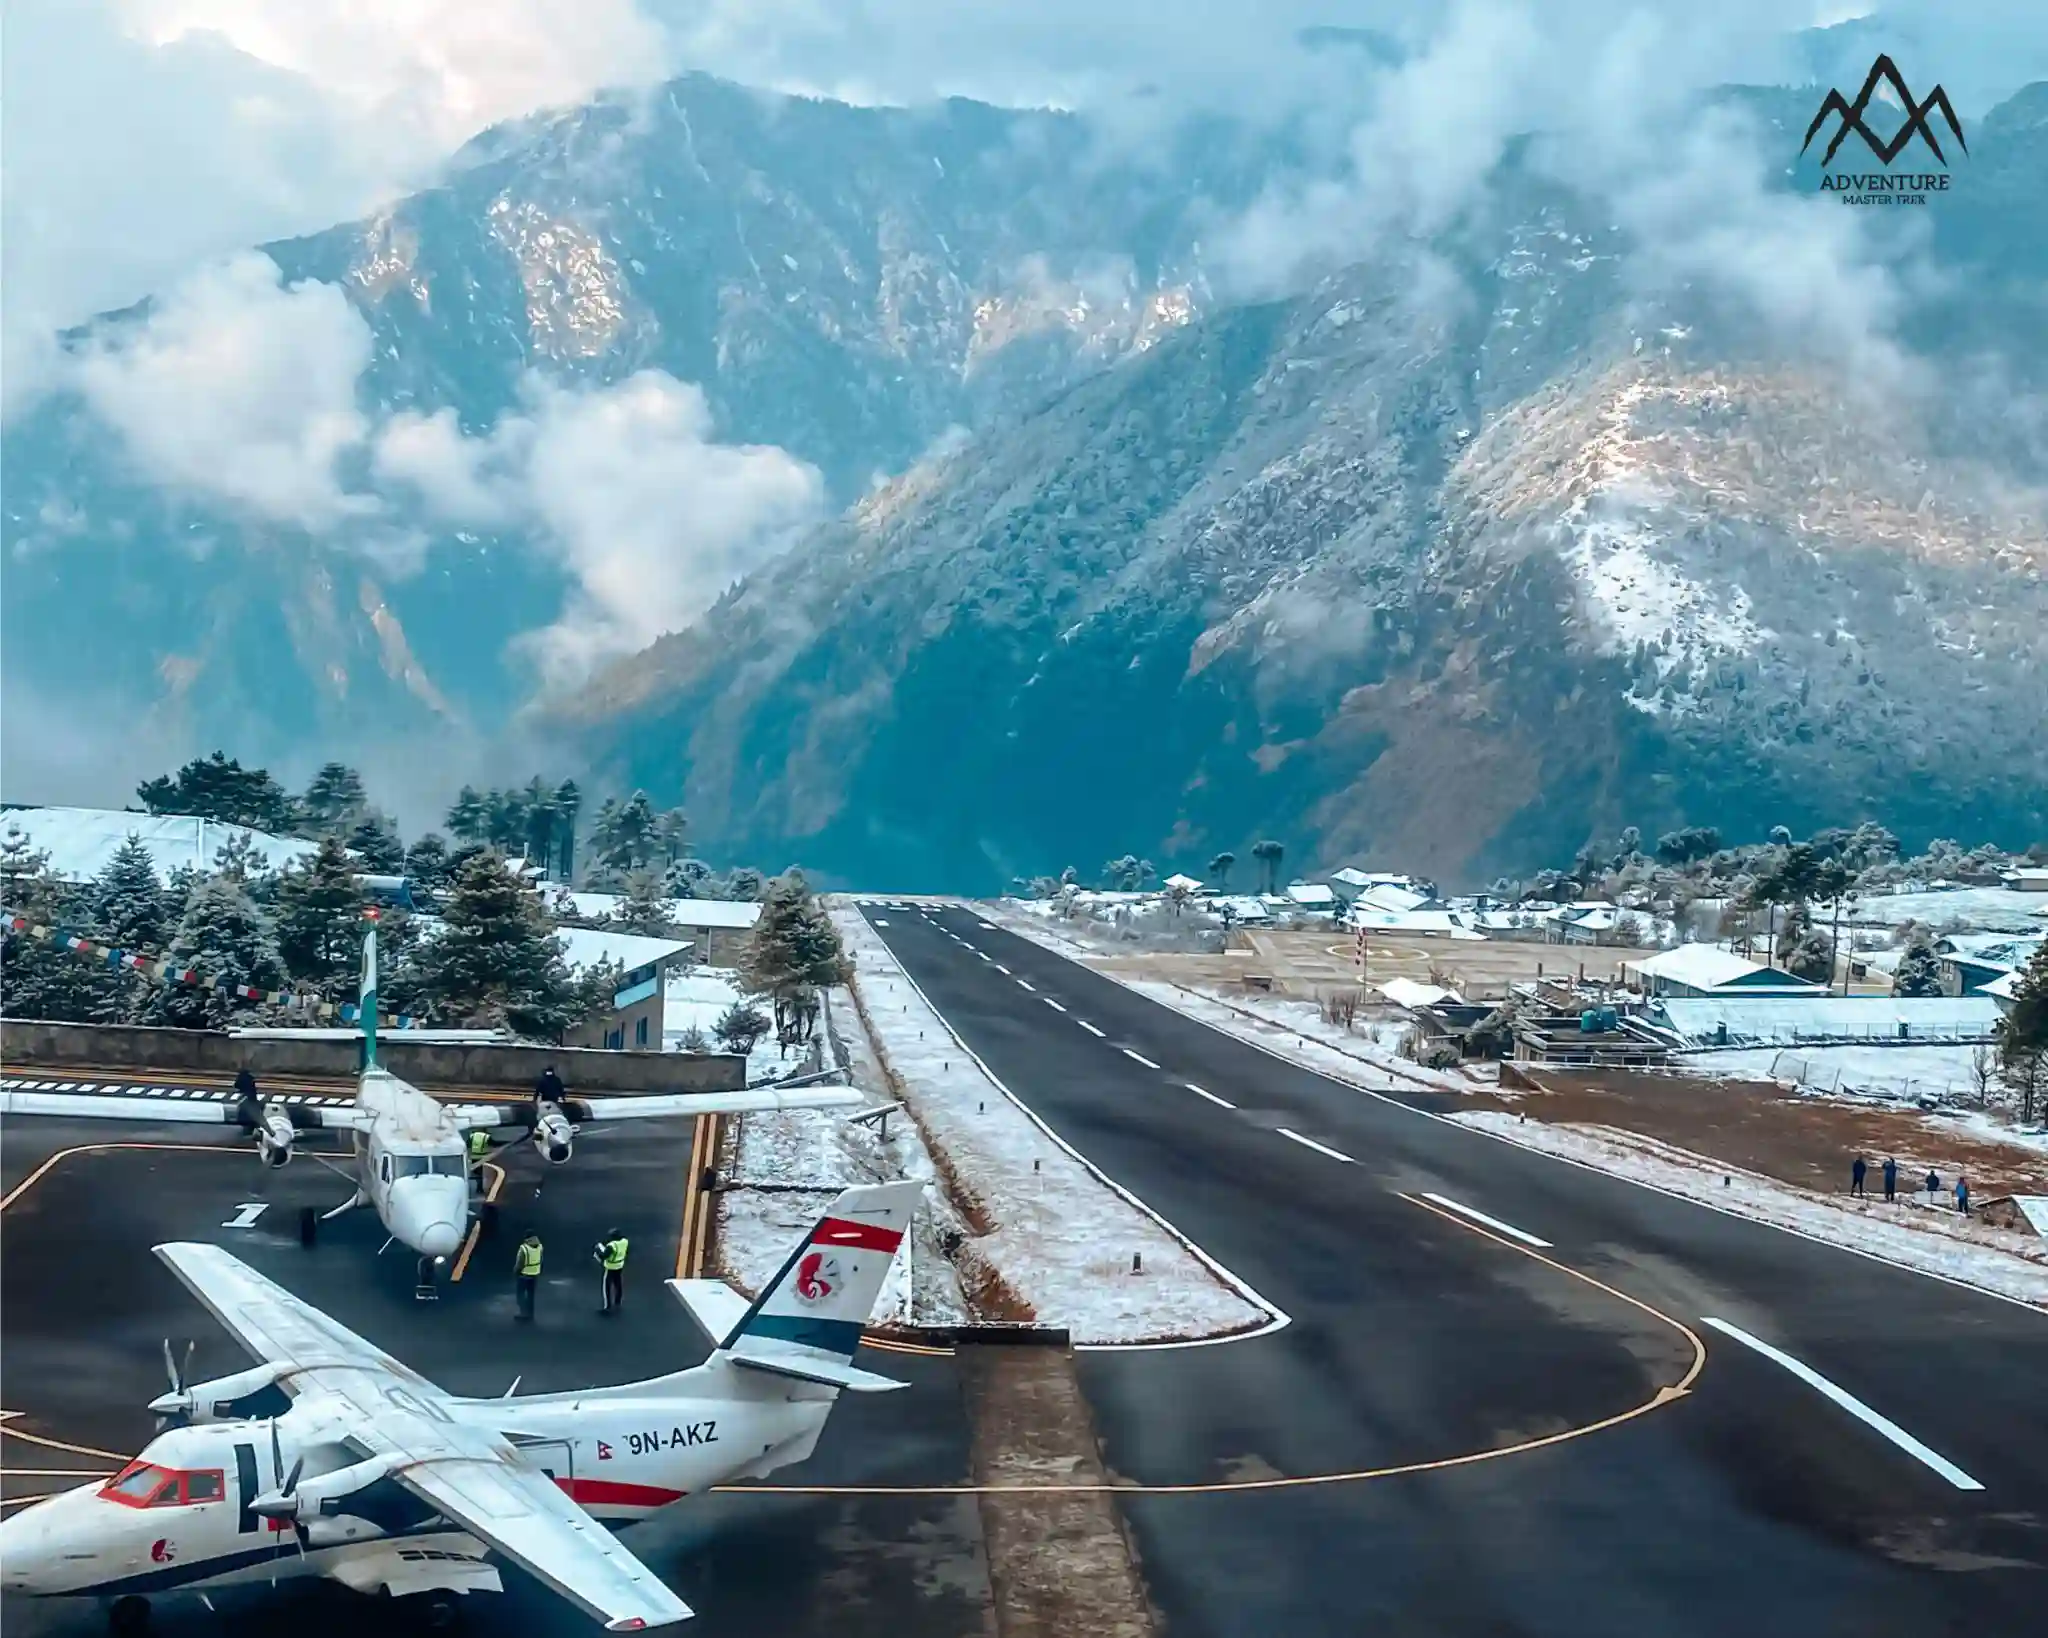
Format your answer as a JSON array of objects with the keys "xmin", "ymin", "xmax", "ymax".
[
  {"xmin": 391, "ymin": 1153, "xmax": 464, "ymax": 1178},
  {"xmin": 100, "ymin": 1462, "xmax": 226, "ymax": 1508}
]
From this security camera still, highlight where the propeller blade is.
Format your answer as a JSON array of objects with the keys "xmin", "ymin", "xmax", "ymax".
[
  {"xmin": 182, "ymin": 1339, "xmax": 195, "ymax": 1390},
  {"xmin": 270, "ymin": 1419, "xmax": 284, "ymax": 1487},
  {"xmin": 161, "ymin": 1338, "xmax": 179, "ymax": 1390},
  {"xmin": 283, "ymin": 1456, "xmax": 304, "ymax": 1496}
]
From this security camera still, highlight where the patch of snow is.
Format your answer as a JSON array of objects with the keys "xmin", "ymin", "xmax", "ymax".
[
  {"xmin": 830, "ymin": 907, "xmax": 1268, "ymax": 1343},
  {"xmin": 1563, "ymin": 513, "xmax": 1763, "ymax": 661},
  {"xmin": 1845, "ymin": 888, "xmax": 2047, "ymax": 935},
  {"xmin": 1692, "ymin": 1043, "xmax": 1990, "ymax": 1101},
  {"xmin": 1448, "ymin": 1112, "xmax": 2048, "ymax": 1309}
]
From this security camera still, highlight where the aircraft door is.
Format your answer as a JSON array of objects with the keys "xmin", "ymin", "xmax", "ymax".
[{"xmin": 524, "ymin": 1440, "xmax": 574, "ymax": 1487}]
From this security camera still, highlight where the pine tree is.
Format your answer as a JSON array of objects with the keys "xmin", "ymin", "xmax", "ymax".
[
  {"xmin": 137, "ymin": 752, "xmax": 299, "ymax": 832},
  {"xmin": 738, "ymin": 872, "xmax": 850, "ymax": 1048},
  {"xmin": 300, "ymin": 763, "xmax": 367, "ymax": 835},
  {"xmin": 665, "ymin": 858, "xmax": 713, "ymax": 897},
  {"xmin": 553, "ymin": 780, "xmax": 582, "ymax": 882},
  {"xmin": 724, "ymin": 866, "xmax": 766, "ymax": 903},
  {"xmin": 404, "ymin": 833, "xmax": 453, "ymax": 892},
  {"xmin": 1208, "ymin": 851, "xmax": 1235, "ymax": 889},
  {"xmin": 93, "ymin": 836, "xmax": 170, "ymax": 952},
  {"xmin": 446, "ymin": 787, "xmax": 487, "ymax": 843},
  {"xmin": 655, "ymin": 809, "xmax": 690, "ymax": 865},
  {"xmin": 611, "ymin": 870, "xmax": 680, "ymax": 936},
  {"xmin": 401, "ymin": 852, "xmax": 582, "ymax": 1039},
  {"xmin": 273, "ymin": 836, "xmax": 366, "ymax": 992},
  {"xmin": 0, "ymin": 826, "xmax": 123, "ymax": 1023},
  {"xmin": 522, "ymin": 778, "xmax": 558, "ymax": 877},
  {"xmin": 713, "ymin": 999, "xmax": 770, "ymax": 1056},
  {"xmin": 1892, "ymin": 932, "xmax": 1944, "ymax": 998},
  {"xmin": 345, "ymin": 813, "xmax": 406, "ymax": 873},
  {"xmin": 144, "ymin": 875, "xmax": 286, "ymax": 1030}
]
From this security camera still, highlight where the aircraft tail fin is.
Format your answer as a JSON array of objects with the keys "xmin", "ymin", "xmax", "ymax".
[
  {"xmin": 719, "ymin": 1180, "xmax": 921, "ymax": 1373},
  {"xmin": 359, "ymin": 916, "xmax": 379, "ymax": 1072}
]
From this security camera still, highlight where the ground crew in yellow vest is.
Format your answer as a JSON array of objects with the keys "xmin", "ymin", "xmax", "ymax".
[
  {"xmin": 468, "ymin": 1126, "xmax": 492, "ymax": 1191},
  {"xmin": 514, "ymin": 1234, "xmax": 542, "ymax": 1322},
  {"xmin": 594, "ymin": 1228, "xmax": 629, "ymax": 1314}
]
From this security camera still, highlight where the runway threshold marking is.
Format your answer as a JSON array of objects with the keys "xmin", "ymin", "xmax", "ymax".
[
  {"xmin": 1419, "ymin": 1192, "xmax": 1552, "ymax": 1249},
  {"xmin": 1077, "ymin": 1020, "xmax": 1106, "ymax": 1037},
  {"xmin": 1699, "ymin": 1318, "xmax": 1984, "ymax": 1491},
  {"xmin": 1121, "ymin": 1049, "xmax": 1161, "ymax": 1070},
  {"xmin": 1276, "ymin": 1128, "xmax": 1355, "ymax": 1164},
  {"xmin": 1185, "ymin": 1083, "xmax": 1236, "ymax": 1109}
]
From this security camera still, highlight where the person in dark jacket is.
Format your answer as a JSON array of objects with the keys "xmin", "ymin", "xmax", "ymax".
[
  {"xmin": 535, "ymin": 1065, "xmax": 567, "ymax": 1104},
  {"xmin": 233, "ymin": 1068, "xmax": 261, "ymax": 1130},
  {"xmin": 1881, "ymin": 1156, "xmax": 1898, "ymax": 1202},
  {"xmin": 1850, "ymin": 1155, "xmax": 1867, "ymax": 1198},
  {"xmin": 1925, "ymin": 1168, "xmax": 1941, "ymax": 1205},
  {"xmin": 1955, "ymin": 1175, "xmax": 1970, "ymax": 1216}
]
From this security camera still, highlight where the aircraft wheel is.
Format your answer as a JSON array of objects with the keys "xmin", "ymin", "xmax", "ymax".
[
  {"xmin": 422, "ymin": 1594, "xmax": 462, "ymax": 1630},
  {"xmin": 108, "ymin": 1594, "xmax": 151, "ymax": 1634},
  {"xmin": 299, "ymin": 1206, "xmax": 318, "ymax": 1247}
]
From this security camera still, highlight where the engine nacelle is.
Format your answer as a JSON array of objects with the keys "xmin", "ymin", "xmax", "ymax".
[
  {"xmin": 149, "ymin": 1361, "xmax": 290, "ymax": 1424},
  {"xmin": 255, "ymin": 1107, "xmax": 295, "ymax": 1168},
  {"xmin": 253, "ymin": 1452, "xmax": 404, "ymax": 1525},
  {"xmin": 531, "ymin": 1106, "xmax": 575, "ymax": 1165}
]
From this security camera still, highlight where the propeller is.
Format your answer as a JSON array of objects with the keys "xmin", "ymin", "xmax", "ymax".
[
  {"xmin": 154, "ymin": 1338, "xmax": 196, "ymax": 1428},
  {"xmin": 256, "ymin": 1420, "xmax": 310, "ymax": 1562}
]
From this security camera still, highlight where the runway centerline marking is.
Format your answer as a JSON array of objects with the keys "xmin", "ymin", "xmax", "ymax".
[
  {"xmin": 1077, "ymin": 1020, "xmax": 1106, "ymax": 1038},
  {"xmin": 1043, "ymin": 998, "xmax": 1067, "ymax": 1013},
  {"xmin": 1277, "ymin": 1129, "xmax": 1355, "ymax": 1164},
  {"xmin": 1419, "ymin": 1192, "xmax": 1551, "ymax": 1249},
  {"xmin": 993, "ymin": 964, "xmax": 1011, "ymax": 975},
  {"xmin": 1016, "ymin": 979, "xmax": 1036, "ymax": 992},
  {"xmin": 1185, "ymin": 1083, "xmax": 1236, "ymax": 1110},
  {"xmin": 1699, "ymin": 1318, "xmax": 1984, "ymax": 1491},
  {"xmin": 1121, "ymin": 1049, "xmax": 1161, "ymax": 1069}
]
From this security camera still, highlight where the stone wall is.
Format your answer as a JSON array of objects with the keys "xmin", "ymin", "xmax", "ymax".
[{"xmin": 0, "ymin": 1019, "xmax": 743, "ymax": 1093}]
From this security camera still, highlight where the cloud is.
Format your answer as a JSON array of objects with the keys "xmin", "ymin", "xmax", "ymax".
[
  {"xmin": 511, "ymin": 373, "xmax": 826, "ymax": 686},
  {"xmin": 71, "ymin": 252, "xmax": 378, "ymax": 528},
  {"xmin": 2, "ymin": 0, "xmax": 677, "ymax": 420},
  {"xmin": 376, "ymin": 372, "xmax": 827, "ymax": 684}
]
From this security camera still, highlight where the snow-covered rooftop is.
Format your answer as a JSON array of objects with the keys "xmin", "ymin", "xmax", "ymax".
[
  {"xmin": 1163, "ymin": 872, "xmax": 1205, "ymax": 893},
  {"xmin": 1285, "ymin": 882, "xmax": 1337, "ymax": 907},
  {"xmin": 553, "ymin": 925, "xmax": 694, "ymax": 976},
  {"xmin": 1625, "ymin": 944, "xmax": 1817, "ymax": 992},
  {"xmin": 1982, "ymin": 969, "xmax": 2019, "ymax": 1002},
  {"xmin": 1354, "ymin": 884, "xmax": 1432, "ymax": 915},
  {"xmin": 545, "ymin": 888, "xmax": 762, "ymax": 929},
  {"xmin": 1, "ymin": 805, "xmax": 318, "ymax": 884},
  {"xmin": 1379, "ymin": 977, "xmax": 1465, "ymax": 1009},
  {"xmin": 1656, "ymin": 994, "xmax": 2000, "ymax": 1046},
  {"xmin": 1348, "ymin": 907, "xmax": 1485, "ymax": 940}
]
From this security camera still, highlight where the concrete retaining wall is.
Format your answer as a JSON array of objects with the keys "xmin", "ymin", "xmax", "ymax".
[{"xmin": 0, "ymin": 1018, "xmax": 744, "ymax": 1093}]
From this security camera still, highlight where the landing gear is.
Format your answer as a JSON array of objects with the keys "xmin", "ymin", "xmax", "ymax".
[
  {"xmin": 107, "ymin": 1594, "xmax": 151, "ymax": 1634},
  {"xmin": 414, "ymin": 1255, "xmax": 440, "ymax": 1302},
  {"xmin": 422, "ymin": 1595, "xmax": 461, "ymax": 1630}
]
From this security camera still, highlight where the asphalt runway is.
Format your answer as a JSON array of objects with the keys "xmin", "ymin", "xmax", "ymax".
[
  {"xmin": 0, "ymin": 1117, "xmax": 991, "ymax": 1636},
  {"xmin": 867, "ymin": 904, "xmax": 2048, "ymax": 1638}
]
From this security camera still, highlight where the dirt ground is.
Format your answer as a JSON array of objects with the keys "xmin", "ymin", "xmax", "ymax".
[
  {"xmin": 1499, "ymin": 1068, "xmax": 2048, "ymax": 1200},
  {"xmin": 1092, "ymin": 928, "xmax": 1658, "ymax": 1001}
]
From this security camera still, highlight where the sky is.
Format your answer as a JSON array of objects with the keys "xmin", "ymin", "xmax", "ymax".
[{"xmin": 5, "ymin": 0, "xmax": 2047, "ymax": 805}]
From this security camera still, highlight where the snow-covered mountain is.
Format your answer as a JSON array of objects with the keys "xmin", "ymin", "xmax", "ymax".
[{"xmin": 8, "ymin": 71, "xmax": 2046, "ymax": 887}]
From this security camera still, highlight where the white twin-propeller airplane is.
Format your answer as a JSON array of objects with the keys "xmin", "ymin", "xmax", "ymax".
[
  {"xmin": 0, "ymin": 1179, "xmax": 923, "ymax": 1631},
  {"xmin": 0, "ymin": 924, "xmax": 860, "ymax": 1282}
]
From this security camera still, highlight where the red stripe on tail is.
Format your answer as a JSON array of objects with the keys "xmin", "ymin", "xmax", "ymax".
[{"xmin": 812, "ymin": 1216, "xmax": 903, "ymax": 1252}]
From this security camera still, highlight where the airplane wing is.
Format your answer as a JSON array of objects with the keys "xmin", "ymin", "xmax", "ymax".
[
  {"xmin": 0, "ymin": 1087, "xmax": 373, "ymax": 1131},
  {"xmin": 153, "ymin": 1243, "xmax": 691, "ymax": 1630},
  {"xmin": 449, "ymin": 1084, "xmax": 861, "ymax": 1131}
]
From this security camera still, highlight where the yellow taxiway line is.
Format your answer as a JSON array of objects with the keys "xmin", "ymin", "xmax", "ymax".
[{"xmin": 447, "ymin": 1161, "xmax": 507, "ymax": 1284}]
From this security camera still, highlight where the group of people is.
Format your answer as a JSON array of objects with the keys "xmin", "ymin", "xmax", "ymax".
[{"xmin": 1849, "ymin": 1153, "xmax": 1971, "ymax": 1215}]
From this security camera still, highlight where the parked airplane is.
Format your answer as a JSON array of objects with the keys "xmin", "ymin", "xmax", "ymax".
[
  {"xmin": 0, "ymin": 1180, "xmax": 923, "ymax": 1632},
  {"xmin": 0, "ymin": 923, "xmax": 860, "ymax": 1285}
]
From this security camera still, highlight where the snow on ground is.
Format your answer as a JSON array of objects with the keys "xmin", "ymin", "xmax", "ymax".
[
  {"xmin": 1846, "ymin": 888, "xmax": 2048, "ymax": 934},
  {"xmin": 711, "ymin": 985, "xmax": 968, "ymax": 1329},
  {"xmin": 1449, "ymin": 1112, "xmax": 2048, "ymax": 1309},
  {"xmin": 660, "ymin": 965, "xmax": 801, "ymax": 1085},
  {"xmin": 831, "ymin": 905, "xmax": 1269, "ymax": 1342},
  {"xmin": 991, "ymin": 901, "xmax": 2048, "ymax": 1306},
  {"xmin": 1689, "ymin": 1043, "xmax": 1990, "ymax": 1100}
]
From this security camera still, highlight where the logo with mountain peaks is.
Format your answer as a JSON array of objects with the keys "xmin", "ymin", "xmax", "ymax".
[{"xmin": 1803, "ymin": 56, "xmax": 1965, "ymax": 205}]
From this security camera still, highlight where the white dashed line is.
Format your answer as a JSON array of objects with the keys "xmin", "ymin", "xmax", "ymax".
[
  {"xmin": 1016, "ymin": 979, "xmax": 1036, "ymax": 992},
  {"xmin": 1277, "ymin": 1128, "xmax": 1355, "ymax": 1164},
  {"xmin": 873, "ymin": 918, "xmax": 890, "ymax": 926},
  {"xmin": 1185, "ymin": 1083, "xmax": 1236, "ymax": 1109},
  {"xmin": 1044, "ymin": 998, "xmax": 1067, "ymax": 1013},
  {"xmin": 993, "ymin": 964, "xmax": 1010, "ymax": 975},
  {"xmin": 1700, "ymin": 1319, "xmax": 1985, "ymax": 1490},
  {"xmin": 1420, "ymin": 1192, "xmax": 1552, "ymax": 1248},
  {"xmin": 1121, "ymin": 1049, "xmax": 1161, "ymax": 1069},
  {"xmin": 1077, "ymin": 1020, "xmax": 1106, "ymax": 1037}
]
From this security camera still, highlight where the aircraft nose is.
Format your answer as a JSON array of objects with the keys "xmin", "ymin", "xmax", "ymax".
[
  {"xmin": 0, "ymin": 1491, "xmax": 77, "ymax": 1592},
  {"xmin": 392, "ymin": 1179, "xmax": 467, "ymax": 1259}
]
